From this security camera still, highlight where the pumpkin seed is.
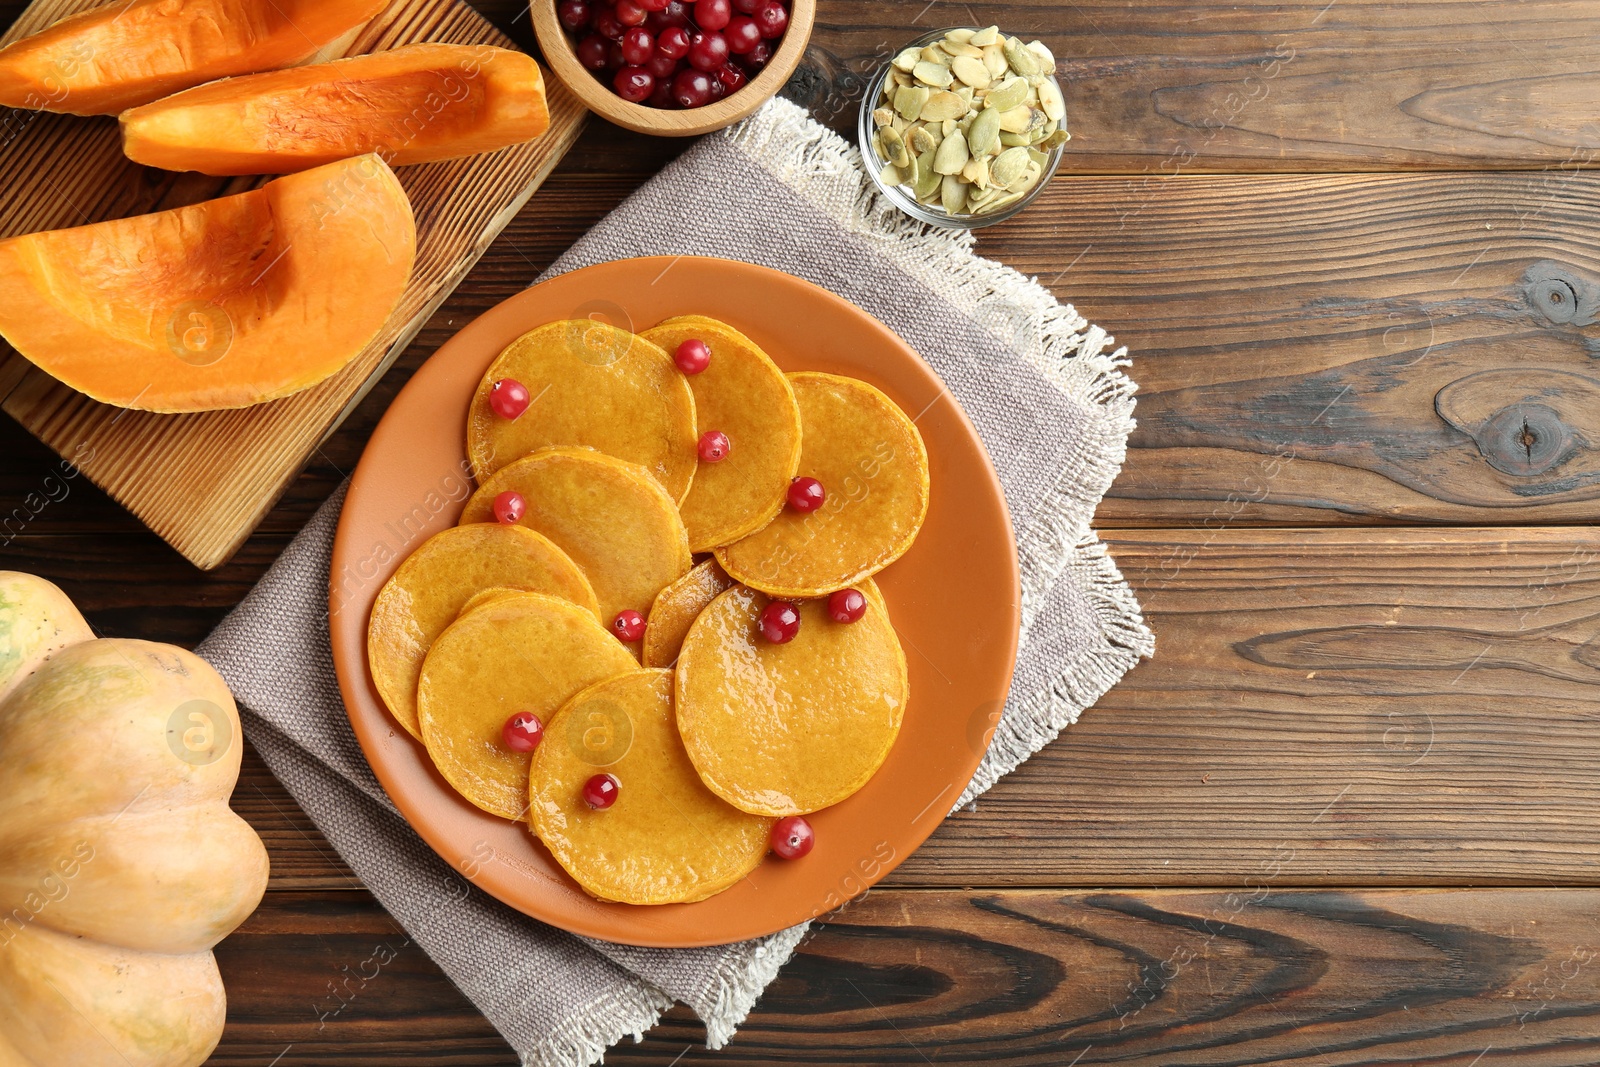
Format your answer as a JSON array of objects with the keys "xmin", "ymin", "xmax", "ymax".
[
  {"xmin": 999, "ymin": 131, "xmax": 1031, "ymax": 147},
  {"xmin": 951, "ymin": 55, "xmax": 991, "ymax": 89},
  {"xmin": 1040, "ymin": 129, "xmax": 1071, "ymax": 149},
  {"xmin": 944, "ymin": 27, "xmax": 976, "ymax": 45},
  {"xmin": 872, "ymin": 130, "xmax": 888, "ymax": 162},
  {"xmin": 913, "ymin": 61, "xmax": 953, "ymax": 88},
  {"xmin": 894, "ymin": 85, "xmax": 929, "ymax": 121},
  {"xmin": 990, "ymin": 146, "xmax": 1030, "ymax": 186},
  {"xmin": 909, "ymin": 125, "xmax": 939, "ymax": 154},
  {"xmin": 873, "ymin": 107, "xmax": 895, "ymax": 127},
  {"xmin": 1026, "ymin": 147, "xmax": 1049, "ymax": 169},
  {"xmin": 940, "ymin": 173, "xmax": 966, "ymax": 215},
  {"xmin": 933, "ymin": 127, "xmax": 970, "ymax": 174},
  {"xmin": 880, "ymin": 126, "xmax": 911, "ymax": 168},
  {"xmin": 1007, "ymin": 161, "xmax": 1042, "ymax": 193},
  {"xmin": 985, "ymin": 77, "xmax": 1028, "ymax": 113},
  {"xmin": 915, "ymin": 156, "xmax": 942, "ymax": 198},
  {"xmin": 889, "ymin": 70, "xmax": 912, "ymax": 89},
  {"xmin": 1003, "ymin": 39, "xmax": 1039, "ymax": 77},
  {"xmin": 941, "ymin": 40, "xmax": 984, "ymax": 59},
  {"xmin": 892, "ymin": 47, "xmax": 921, "ymax": 71},
  {"xmin": 970, "ymin": 25, "xmax": 1001, "ymax": 47},
  {"xmin": 998, "ymin": 105, "xmax": 1033, "ymax": 133},
  {"xmin": 967, "ymin": 106, "xmax": 1001, "ymax": 156},
  {"xmin": 1026, "ymin": 40, "xmax": 1055, "ymax": 71},
  {"xmin": 982, "ymin": 44, "xmax": 1009, "ymax": 78},
  {"xmin": 975, "ymin": 189, "xmax": 1025, "ymax": 215},
  {"xmin": 919, "ymin": 46, "xmax": 948, "ymax": 66},
  {"xmin": 1038, "ymin": 77, "xmax": 1065, "ymax": 122},
  {"xmin": 879, "ymin": 162, "xmax": 905, "ymax": 186},
  {"xmin": 920, "ymin": 89, "xmax": 966, "ymax": 121}
]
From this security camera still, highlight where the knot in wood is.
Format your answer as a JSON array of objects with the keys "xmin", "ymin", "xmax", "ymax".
[
  {"xmin": 1478, "ymin": 403, "xmax": 1572, "ymax": 476},
  {"xmin": 1523, "ymin": 261, "xmax": 1599, "ymax": 327}
]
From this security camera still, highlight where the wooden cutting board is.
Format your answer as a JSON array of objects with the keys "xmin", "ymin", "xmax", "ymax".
[{"xmin": 0, "ymin": 0, "xmax": 587, "ymax": 569}]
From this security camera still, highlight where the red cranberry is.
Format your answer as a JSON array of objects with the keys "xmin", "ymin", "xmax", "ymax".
[
  {"xmin": 576, "ymin": 33, "xmax": 610, "ymax": 70},
  {"xmin": 696, "ymin": 0, "xmax": 733, "ymax": 30},
  {"xmin": 771, "ymin": 815, "xmax": 814, "ymax": 859},
  {"xmin": 646, "ymin": 52, "xmax": 678, "ymax": 78},
  {"xmin": 698, "ymin": 430, "xmax": 731, "ymax": 462},
  {"xmin": 657, "ymin": 25, "xmax": 691, "ymax": 57},
  {"xmin": 620, "ymin": 26, "xmax": 655, "ymax": 64},
  {"xmin": 672, "ymin": 67, "xmax": 716, "ymax": 107},
  {"xmin": 787, "ymin": 476, "xmax": 825, "ymax": 512},
  {"xmin": 611, "ymin": 609, "xmax": 646, "ymax": 642},
  {"xmin": 639, "ymin": 0, "xmax": 670, "ymax": 9},
  {"xmin": 645, "ymin": 0, "xmax": 690, "ymax": 30},
  {"xmin": 687, "ymin": 30, "xmax": 730, "ymax": 71},
  {"xmin": 614, "ymin": 66, "xmax": 654, "ymax": 102},
  {"xmin": 594, "ymin": 8, "xmax": 626, "ymax": 38},
  {"xmin": 675, "ymin": 338, "xmax": 711, "ymax": 373},
  {"xmin": 647, "ymin": 78, "xmax": 677, "ymax": 107},
  {"xmin": 502, "ymin": 712, "xmax": 544, "ymax": 752},
  {"xmin": 724, "ymin": 16, "xmax": 760, "ymax": 54},
  {"xmin": 759, "ymin": 600, "xmax": 800, "ymax": 643},
  {"xmin": 607, "ymin": 40, "xmax": 628, "ymax": 70},
  {"xmin": 614, "ymin": 0, "xmax": 648, "ymax": 26},
  {"xmin": 716, "ymin": 62, "xmax": 748, "ymax": 91},
  {"xmin": 739, "ymin": 38, "xmax": 772, "ymax": 68},
  {"xmin": 752, "ymin": 0, "xmax": 787, "ymax": 38},
  {"xmin": 583, "ymin": 773, "xmax": 620, "ymax": 810},
  {"xmin": 557, "ymin": 0, "xmax": 591, "ymax": 31},
  {"xmin": 732, "ymin": 0, "xmax": 759, "ymax": 12},
  {"xmin": 828, "ymin": 588, "xmax": 867, "ymax": 623},
  {"xmin": 489, "ymin": 378, "xmax": 530, "ymax": 419},
  {"xmin": 493, "ymin": 490, "xmax": 526, "ymax": 525}
]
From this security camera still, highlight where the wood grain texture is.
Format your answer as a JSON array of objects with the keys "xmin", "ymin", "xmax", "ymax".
[
  {"xmin": 207, "ymin": 887, "xmax": 1600, "ymax": 1066},
  {"xmin": 781, "ymin": 0, "xmax": 1600, "ymax": 171},
  {"xmin": 9, "ymin": 526, "xmax": 1597, "ymax": 890},
  {"xmin": 976, "ymin": 172, "xmax": 1600, "ymax": 526},
  {"xmin": 0, "ymin": 0, "xmax": 588, "ymax": 569}
]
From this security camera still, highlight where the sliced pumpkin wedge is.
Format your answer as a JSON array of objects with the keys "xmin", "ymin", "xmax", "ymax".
[
  {"xmin": 0, "ymin": 154, "xmax": 416, "ymax": 412},
  {"xmin": 0, "ymin": 0, "xmax": 390, "ymax": 116},
  {"xmin": 121, "ymin": 44, "xmax": 551, "ymax": 176}
]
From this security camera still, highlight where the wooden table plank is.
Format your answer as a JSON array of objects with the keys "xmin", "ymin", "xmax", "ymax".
[
  {"xmin": 209, "ymin": 887, "xmax": 1600, "ymax": 1066},
  {"xmin": 14, "ymin": 525, "xmax": 1592, "ymax": 890},
  {"xmin": 987, "ymin": 172, "xmax": 1600, "ymax": 527}
]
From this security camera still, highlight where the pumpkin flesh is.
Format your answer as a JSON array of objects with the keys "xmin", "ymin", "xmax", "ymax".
[
  {"xmin": 122, "ymin": 44, "xmax": 552, "ymax": 175},
  {"xmin": 0, "ymin": 154, "xmax": 416, "ymax": 412},
  {"xmin": 0, "ymin": 0, "xmax": 391, "ymax": 115}
]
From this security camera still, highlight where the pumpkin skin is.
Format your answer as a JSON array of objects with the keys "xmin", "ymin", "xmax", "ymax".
[
  {"xmin": 122, "ymin": 44, "xmax": 552, "ymax": 176},
  {"xmin": 0, "ymin": 572, "xmax": 269, "ymax": 1067},
  {"xmin": 0, "ymin": 153, "xmax": 416, "ymax": 412},
  {"xmin": 0, "ymin": 0, "xmax": 391, "ymax": 116}
]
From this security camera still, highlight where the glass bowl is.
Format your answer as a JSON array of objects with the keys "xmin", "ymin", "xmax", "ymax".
[{"xmin": 858, "ymin": 28, "xmax": 1067, "ymax": 230}]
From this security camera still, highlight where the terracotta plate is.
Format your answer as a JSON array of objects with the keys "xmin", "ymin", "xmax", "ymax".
[{"xmin": 330, "ymin": 257, "xmax": 1019, "ymax": 947}]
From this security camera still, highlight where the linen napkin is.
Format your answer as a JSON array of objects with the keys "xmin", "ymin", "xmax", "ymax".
[{"xmin": 197, "ymin": 96, "xmax": 1153, "ymax": 1067}]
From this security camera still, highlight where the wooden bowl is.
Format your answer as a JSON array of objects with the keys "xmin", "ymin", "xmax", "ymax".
[{"xmin": 531, "ymin": 0, "xmax": 815, "ymax": 136}]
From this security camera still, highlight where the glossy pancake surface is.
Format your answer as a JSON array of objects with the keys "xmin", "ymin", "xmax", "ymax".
[
  {"xmin": 368, "ymin": 523, "xmax": 599, "ymax": 739},
  {"xmin": 530, "ymin": 669, "xmax": 772, "ymax": 904},
  {"xmin": 640, "ymin": 317, "xmax": 802, "ymax": 550},
  {"xmin": 675, "ymin": 580, "xmax": 908, "ymax": 816},
  {"xmin": 642, "ymin": 559, "xmax": 736, "ymax": 669},
  {"xmin": 716, "ymin": 373, "xmax": 929, "ymax": 597},
  {"xmin": 417, "ymin": 592, "xmax": 638, "ymax": 819},
  {"xmin": 461, "ymin": 447, "xmax": 693, "ymax": 623},
  {"xmin": 466, "ymin": 319, "xmax": 697, "ymax": 501}
]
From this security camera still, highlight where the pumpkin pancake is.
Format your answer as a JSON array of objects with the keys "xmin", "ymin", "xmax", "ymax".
[
  {"xmin": 715, "ymin": 373, "xmax": 929, "ymax": 598},
  {"xmin": 461, "ymin": 447, "xmax": 693, "ymax": 624},
  {"xmin": 368, "ymin": 523, "xmax": 600, "ymax": 741},
  {"xmin": 417, "ymin": 592, "xmax": 637, "ymax": 820},
  {"xmin": 641, "ymin": 317, "xmax": 801, "ymax": 551},
  {"xmin": 675, "ymin": 580, "xmax": 908, "ymax": 817},
  {"xmin": 530, "ymin": 669, "xmax": 771, "ymax": 904},
  {"xmin": 642, "ymin": 559, "xmax": 736, "ymax": 668},
  {"xmin": 466, "ymin": 319, "xmax": 698, "ymax": 502}
]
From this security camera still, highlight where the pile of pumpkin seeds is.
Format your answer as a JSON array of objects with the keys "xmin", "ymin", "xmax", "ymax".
[{"xmin": 870, "ymin": 26, "xmax": 1069, "ymax": 217}]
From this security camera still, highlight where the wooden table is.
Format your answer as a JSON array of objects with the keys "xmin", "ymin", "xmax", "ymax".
[{"xmin": 4, "ymin": 1, "xmax": 1598, "ymax": 1062}]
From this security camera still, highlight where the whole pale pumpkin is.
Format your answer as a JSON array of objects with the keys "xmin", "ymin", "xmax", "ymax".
[{"xmin": 0, "ymin": 572, "xmax": 269, "ymax": 1066}]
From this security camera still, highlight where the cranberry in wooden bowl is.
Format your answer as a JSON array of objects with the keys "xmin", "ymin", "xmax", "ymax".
[{"xmin": 532, "ymin": 0, "xmax": 815, "ymax": 136}]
